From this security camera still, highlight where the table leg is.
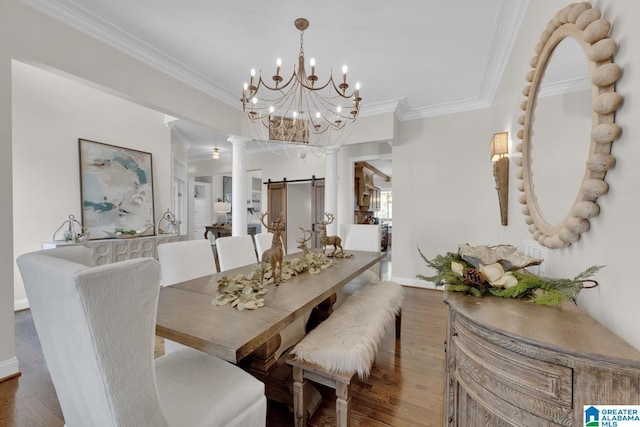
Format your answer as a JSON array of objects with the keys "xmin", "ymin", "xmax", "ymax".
[
  {"xmin": 249, "ymin": 333, "xmax": 281, "ymax": 373},
  {"xmin": 246, "ymin": 332, "xmax": 321, "ymax": 419}
]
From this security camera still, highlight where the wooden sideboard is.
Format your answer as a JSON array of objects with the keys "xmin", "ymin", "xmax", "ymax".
[
  {"xmin": 43, "ymin": 234, "xmax": 185, "ymax": 265},
  {"xmin": 444, "ymin": 292, "xmax": 640, "ymax": 426}
]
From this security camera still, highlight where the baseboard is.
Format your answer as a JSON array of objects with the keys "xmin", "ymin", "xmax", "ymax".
[
  {"xmin": 390, "ymin": 276, "xmax": 442, "ymax": 290},
  {"xmin": 0, "ymin": 357, "xmax": 20, "ymax": 382},
  {"xmin": 14, "ymin": 298, "xmax": 29, "ymax": 311}
]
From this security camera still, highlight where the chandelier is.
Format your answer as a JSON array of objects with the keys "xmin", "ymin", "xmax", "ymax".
[{"xmin": 241, "ymin": 18, "xmax": 361, "ymax": 148}]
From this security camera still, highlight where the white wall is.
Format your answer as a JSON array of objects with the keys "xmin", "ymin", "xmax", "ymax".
[
  {"xmin": 0, "ymin": 1, "xmax": 16, "ymax": 379},
  {"xmin": 393, "ymin": 0, "xmax": 640, "ymax": 350},
  {"xmin": 12, "ymin": 60, "xmax": 172, "ymax": 307},
  {"xmin": 1, "ymin": 0, "xmax": 241, "ymax": 379}
]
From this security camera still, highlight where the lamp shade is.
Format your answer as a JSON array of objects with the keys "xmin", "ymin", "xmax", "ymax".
[
  {"xmin": 214, "ymin": 202, "xmax": 231, "ymax": 213},
  {"xmin": 490, "ymin": 132, "xmax": 509, "ymax": 161}
]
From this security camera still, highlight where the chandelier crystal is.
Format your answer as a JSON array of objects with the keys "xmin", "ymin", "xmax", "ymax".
[{"xmin": 241, "ymin": 18, "xmax": 361, "ymax": 148}]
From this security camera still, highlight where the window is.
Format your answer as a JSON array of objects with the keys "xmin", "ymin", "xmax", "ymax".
[{"xmin": 376, "ymin": 191, "xmax": 392, "ymax": 220}]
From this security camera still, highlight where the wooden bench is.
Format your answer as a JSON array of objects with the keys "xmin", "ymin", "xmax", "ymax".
[{"xmin": 287, "ymin": 281, "xmax": 404, "ymax": 426}]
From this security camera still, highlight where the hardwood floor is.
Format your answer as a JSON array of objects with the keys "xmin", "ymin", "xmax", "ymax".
[{"xmin": 0, "ymin": 287, "xmax": 446, "ymax": 427}]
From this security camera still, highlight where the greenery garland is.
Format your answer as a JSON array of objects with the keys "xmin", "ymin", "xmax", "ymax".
[
  {"xmin": 212, "ymin": 252, "xmax": 334, "ymax": 310},
  {"xmin": 417, "ymin": 246, "xmax": 603, "ymax": 305}
]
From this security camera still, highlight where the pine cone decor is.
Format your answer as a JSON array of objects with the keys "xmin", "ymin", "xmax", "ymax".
[{"xmin": 463, "ymin": 268, "xmax": 486, "ymax": 286}]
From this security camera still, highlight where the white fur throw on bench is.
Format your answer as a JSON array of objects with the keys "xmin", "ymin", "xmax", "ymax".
[{"xmin": 290, "ymin": 281, "xmax": 404, "ymax": 379}]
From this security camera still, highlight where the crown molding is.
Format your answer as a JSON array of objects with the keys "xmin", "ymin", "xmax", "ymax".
[
  {"xmin": 20, "ymin": 0, "xmax": 241, "ymax": 107},
  {"xmin": 21, "ymin": 0, "xmax": 529, "ymax": 123},
  {"xmin": 539, "ymin": 76, "xmax": 590, "ymax": 98},
  {"xmin": 477, "ymin": 0, "xmax": 530, "ymax": 103}
]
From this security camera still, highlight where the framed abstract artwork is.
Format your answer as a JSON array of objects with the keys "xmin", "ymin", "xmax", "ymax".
[{"xmin": 78, "ymin": 138, "xmax": 155, "ymax": 239}]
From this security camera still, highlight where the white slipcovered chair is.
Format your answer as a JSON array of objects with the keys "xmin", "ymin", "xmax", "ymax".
[
  {"xmin": 216, "ymin": 235, "xmax": 258, "ymax": 271},
  {"xmin": 334, "ymin": 224, "xmax": 382, "ymax": 307},
  {"xmin": 253, "ymin": 232, "xmax": 274, "ymax": 260},
  {"xmin": 336, "ymin": 224, "xmax": 401, "ymax": 338},
  {"xmin": 157, "ymin": 239, "xmax": 217, "ymax": 353},
  {"xmin": 157, "ymin": 239, "xmax": 217, "ymax": 286},
  {"xmin": 17, "ymin": 246, "xmax": 266, "ymax": 427}
]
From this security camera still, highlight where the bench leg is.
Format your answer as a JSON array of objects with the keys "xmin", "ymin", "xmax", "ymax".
[
  {"xmin": 336, "ymin": 381, "xmax": 351, "ymax": 427},
  {"xmin": 292, "ymin": 366, "xmax": 307, "ymax": 427},
  {"xmin": 395, "ymin": 309, "xmax": 402, "ymax": 339}
]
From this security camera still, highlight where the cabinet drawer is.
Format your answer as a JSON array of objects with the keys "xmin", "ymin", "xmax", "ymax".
[{"xmin": 452, "ymin": 316, "xmax": 573, "ymax": 425}]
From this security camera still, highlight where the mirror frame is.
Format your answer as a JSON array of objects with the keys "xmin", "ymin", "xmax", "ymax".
[{"xmin": 517, "ymin": 3, "xmax": 622, "ymax": 249}]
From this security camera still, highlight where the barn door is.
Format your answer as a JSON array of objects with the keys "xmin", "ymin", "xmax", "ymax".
[{"xmin": 267, "ymin": 181, "xmax": 287, "ymax": 252}]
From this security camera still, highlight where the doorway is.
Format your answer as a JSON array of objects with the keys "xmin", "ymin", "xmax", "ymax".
[
  {"xmin": 193, "ymin": 181, "xmax": 212, "ymax": 240},
  {"xmin": 267, "ymin": 177, "xmax": 325, "ymax": 253}
]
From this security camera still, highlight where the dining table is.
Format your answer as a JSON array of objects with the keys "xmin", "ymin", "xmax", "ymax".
[{"xmin": 155, "ymin": 249, "xmax": 386, "ymax": 404}]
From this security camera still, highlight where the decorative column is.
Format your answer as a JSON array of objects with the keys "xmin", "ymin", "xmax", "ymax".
[
  {"xmin": 229, "ymin": 136, "xmax": 248, "ymax": 236},
  {"xmin": 324, "ymin": 147, "xmax": 339, "ymax": 236}
]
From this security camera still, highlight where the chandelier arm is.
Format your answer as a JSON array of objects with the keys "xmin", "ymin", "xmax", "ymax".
[{"xmin": 255, "ymin": 70, "xmax": 298, "ymax": 92}]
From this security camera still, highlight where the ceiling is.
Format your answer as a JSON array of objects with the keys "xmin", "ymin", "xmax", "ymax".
[{"xmin": 24, "ymin": 0, "xmax": 533, "ymax": 160}]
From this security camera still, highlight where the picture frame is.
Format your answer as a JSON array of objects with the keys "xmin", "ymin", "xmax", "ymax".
[{"xmin": 78, "ymin": 138, "xmax": 155, "ymax": 239}]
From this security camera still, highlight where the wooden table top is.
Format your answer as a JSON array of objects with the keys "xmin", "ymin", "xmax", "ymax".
[{"xmin": 156, "ymin": 250, "xmax": 386, "ymax": 363}]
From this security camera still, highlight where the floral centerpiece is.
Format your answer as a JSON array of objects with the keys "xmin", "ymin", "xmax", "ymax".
[
  {"xmin": 212, "ymin": 251, "xmax": 334, "ymax": 311},
  {"xmin": 417, "ymin": 244, "xmax": 602, "ymax": 305}
]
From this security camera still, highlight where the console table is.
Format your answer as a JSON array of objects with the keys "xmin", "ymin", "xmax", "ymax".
[
  {"xmin": 43, "ymin": 234, "xmax": 185, "ymax": 265},
  {"xmin": 204, "ymin": 224, "xmax": 257, "ymax": 240},
  {"xmin": 444, "ymin": 292, "xmax": 640, "ymax": 426}
]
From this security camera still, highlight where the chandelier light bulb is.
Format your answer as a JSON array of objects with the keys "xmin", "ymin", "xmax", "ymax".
[
  {"xmin": 315, "ymin": 111, "xmax": 321, "ymax": 119},
  {"xmin": 293, "ymin": 111, "xmax": 298, "ymax": 119},
  {"xmin": 342, "ymin": 65, "xmax": 348, "ymax": 75},
  {"xmin": 250, "ymin": 68, "xmax": 256, "ymax": 77},
  {"xmin": 276, "ymin": 58, "xmax": 282, "ymax": 67},
  {"xmin": 243, "ymin": 82, "xmax": 248, "ymax": 91},
  {"xmin": 355, "ymin": 82, "xmax": 361, "ymax": 90},
  {"xmin": 336, "ymin": 105, "xmax": 342, "ymax": 113},
  {"xmin": 251, "ymin": 97, "xmax": 258, "ymax": 105},
  {"xmin": 269, "ymin": 106, "xmax": 275, "ymax": 113}
]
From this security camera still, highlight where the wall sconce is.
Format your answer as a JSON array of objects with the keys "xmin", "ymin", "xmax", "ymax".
[
  {"xmin": 213, "ymin": 202, "xmax": 231, "ymax": 224},
  {"xmin": 490, "ymin": 131, "xmax": 509, "ymax": 226}
]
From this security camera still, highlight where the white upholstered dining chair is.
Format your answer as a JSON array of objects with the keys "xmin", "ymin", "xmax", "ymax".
[
  {"xmin": 157, "ymin": 239, "xmax": 217, "ymax": 286},
  {"xmin": 336, "ymin": 224, "xmax": 402, "ymax": 338},
  {"xmin": 216, "ymin": 235, "xmax": 258, "ymax": 271},
  {"xmin": 157, "ymin": 239, "xmax": 217, "ymax": 353},
  {"xmin": 253, "ymin": 232, "xmax": 274, "ymax": 260},
  {"xmin": 17, "ymin": 246, "xmax": 266, "ymax": 427},
  {"xmin": 334, "ymin": 224, "xmax": 382, "ymax": 307}
]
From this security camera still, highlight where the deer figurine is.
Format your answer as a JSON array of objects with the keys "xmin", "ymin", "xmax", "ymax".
[
  {"xmin": 260, "ymin": 212, "xmax": 285, "ymax": 286},
  {"xmin": 296, "ymin": 227, "xmax": 313, "ymax": 255},
  {"xmin": 318, "ymin": 212, "xmax": 343, "ymax": 257}
]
